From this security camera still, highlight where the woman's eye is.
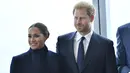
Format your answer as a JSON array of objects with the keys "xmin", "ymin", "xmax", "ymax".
[
  {"xmin": 28, "ymin": 35, "xmax": 31, "ymax": 38},
  {"xmin": 28, "ymin": 34, "xmax": 40, "ymax": 38},
  {"xmin": 34, "ymin": 34, "xmax": 40, "ymax": 38}
]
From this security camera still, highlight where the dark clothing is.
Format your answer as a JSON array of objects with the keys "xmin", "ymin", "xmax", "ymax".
[
  {"xmin": 56, "ymin": 32, "xmax": 118, "ymax": 73},
  {"xmin": 116, "ymin": 23, "xmax": 130, "ymax": 73},
  {"xmin": 10, "ymin": 45, "xmax": 70, "ymax": 73}
]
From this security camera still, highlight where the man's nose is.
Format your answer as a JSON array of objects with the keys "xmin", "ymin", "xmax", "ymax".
[{"xmin": 77, "ymin": 18, "xmax": 81, "ymax": 24}]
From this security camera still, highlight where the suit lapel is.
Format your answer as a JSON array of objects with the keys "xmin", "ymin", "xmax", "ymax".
[
  {"xmin": 67, "ymin": 32, "xmax": 76, "ymax": 61},
  {"xmin": 67, "ymin": 32, "xmax": 79, "ymax": 73},
  {"xmin": 82, "ymin": 32, "xmax": 99, "ymax": 71}
]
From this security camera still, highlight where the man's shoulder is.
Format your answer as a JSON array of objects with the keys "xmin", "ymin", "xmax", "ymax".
[
  {"xmin": 118, "ymin": 23, "xmax": 130, "ymax": 30},
  {"xmin": 93, "ymin": 32, "xmax": 113, "ymax": 43},
  {"xmin": 58, "ymin": 32, "xmax": 76, "ymax": 39}
]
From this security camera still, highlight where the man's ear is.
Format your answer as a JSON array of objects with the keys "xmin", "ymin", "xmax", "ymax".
[{"xmin": 90, "ymin": 15, "xmax": 94, "ymax": 22}]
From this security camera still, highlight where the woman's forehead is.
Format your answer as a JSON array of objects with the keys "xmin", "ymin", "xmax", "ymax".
[{"xmin": 28, "ymin": 27, "xmax": 41, "ymax": 33}]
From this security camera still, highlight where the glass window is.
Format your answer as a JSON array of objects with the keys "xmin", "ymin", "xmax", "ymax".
[{"xmin": 107, "ymin": 0, "xmax": 130, "ymax": 52}]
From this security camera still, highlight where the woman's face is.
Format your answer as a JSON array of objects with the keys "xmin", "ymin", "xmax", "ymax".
[{"xmin": 28, "ymin": 27, "xmax": 47, "ymax": 50}]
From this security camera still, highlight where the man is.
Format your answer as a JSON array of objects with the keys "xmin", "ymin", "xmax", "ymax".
[
  {"xmin": 56, "ymin": 1, "xmax": 117, "ymax": 73},
  {"xmin": 116, "ymin": 23, "xmax": 130, "ymax": 73}
]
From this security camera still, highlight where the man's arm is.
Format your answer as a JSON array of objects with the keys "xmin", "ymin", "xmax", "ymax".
[
  {"xmin": 106, "ymin": 41, "xmax": 118, "ymax": 73},
  {"xmin": 116, "ymin": 27, "xmax": 130, "ymax": 73},
  {"xmin": 56, "ymin": 36, "xmax": 60, "ymax": 54}
]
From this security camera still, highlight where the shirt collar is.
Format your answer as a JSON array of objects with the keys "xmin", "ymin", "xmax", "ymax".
[{"xmin": 75, "ymin": 30, "xmax": 93, "ymax": 42}]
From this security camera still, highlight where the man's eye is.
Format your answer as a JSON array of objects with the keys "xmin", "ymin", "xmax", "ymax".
[
  {"xmin": 75, "ymin": 17, "xmax": 78, "ymax": 19},
  {"xmin": 81, "ymin": 17, "xmax": 86, "ymax": 19}
]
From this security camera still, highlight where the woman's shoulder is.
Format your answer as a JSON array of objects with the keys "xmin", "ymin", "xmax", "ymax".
[
  {"xmin": 12, "ymin": 50, "xmax": 30, "ymax": 60},
  {"xmin": 47, "ymin": 50, "xmax": 59, "ymax": 57},
  {"xmin": 47, "ymin": 50, "xmax": 66, "ymax": 62}
]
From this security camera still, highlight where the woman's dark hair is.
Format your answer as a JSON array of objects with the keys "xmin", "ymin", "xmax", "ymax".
[{"xmin": 29, "ymin": 22, "xmax": 50, "ymax": 37}]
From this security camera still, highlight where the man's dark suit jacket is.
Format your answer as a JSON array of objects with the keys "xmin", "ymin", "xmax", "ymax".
[
  {"xmin": 116, "ymin": 23, "xmax": 130, "ymax": 73},
  {"xmin": 10, "ymin": 45, "xmax": 70, "ymax": 73},
  {"xmin": 56, "ymin": 32, "xmax": 118, "ymax": 73}
]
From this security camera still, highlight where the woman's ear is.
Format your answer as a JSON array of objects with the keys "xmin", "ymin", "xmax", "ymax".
[{"xmin": 45, "ymin": 35, "xmax": 49, "ymax": 40}]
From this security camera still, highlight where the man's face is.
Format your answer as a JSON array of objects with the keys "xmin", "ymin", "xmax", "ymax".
[{"xmin": 74, "ymin": 8, "xmax": 93, "ymax": 35}]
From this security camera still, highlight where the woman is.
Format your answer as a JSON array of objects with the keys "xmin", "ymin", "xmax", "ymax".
[{"xmin": 10, "ymin": 22, "xmax": 70, "ymax": 73}]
